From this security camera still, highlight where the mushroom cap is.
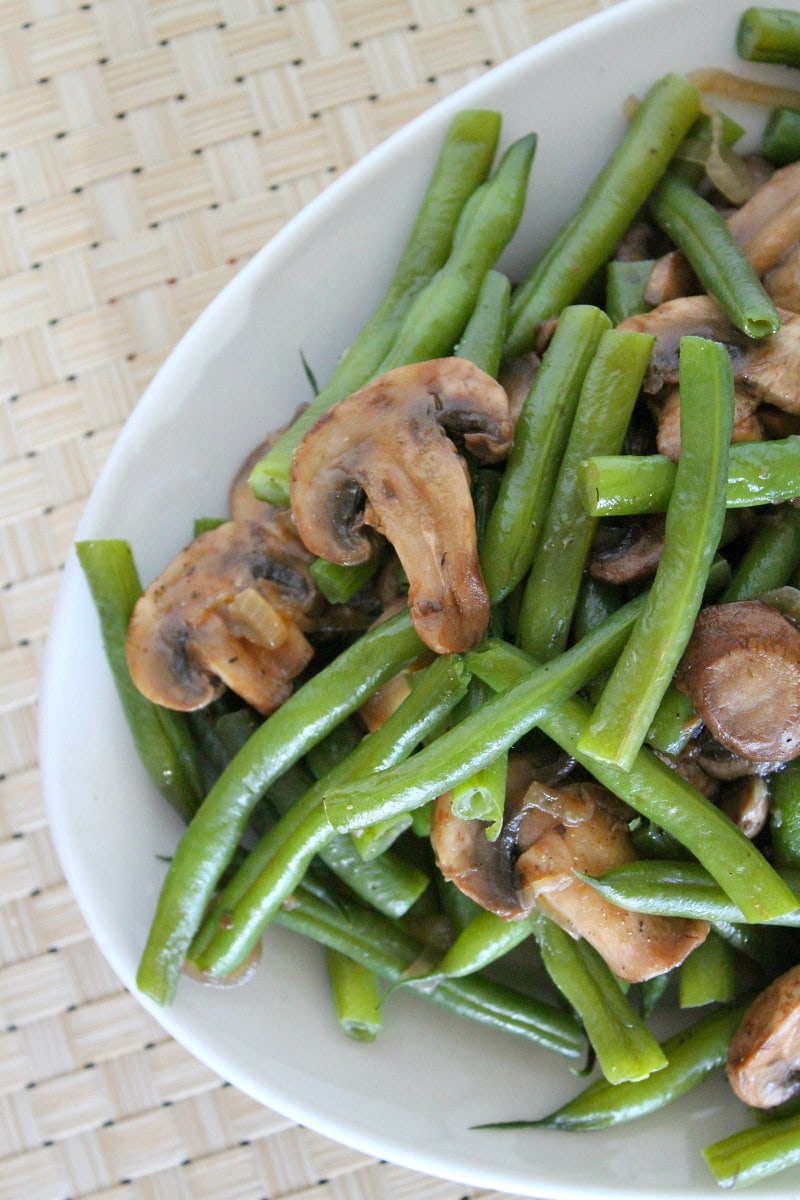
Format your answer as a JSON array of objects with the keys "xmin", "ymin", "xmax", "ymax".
[
  {"xmin": 289, "ymin": 357, "xmax": 513, "ymax": 655},
  {"xmin": 675, "ymin": 599, "xmax": 800, "ymax": 762},
  {"xmin": 727, "ymin": 963, "xmax": 800, "ymax": 1108},
  {"xmin": 126, "ymin": 519, "xmax": 320, "ymax": 714}
]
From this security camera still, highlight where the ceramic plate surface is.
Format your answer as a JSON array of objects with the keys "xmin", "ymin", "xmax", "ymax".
[{"xmin": 40, "ymin": 1, "xmax": 800, "ymax": 1195}]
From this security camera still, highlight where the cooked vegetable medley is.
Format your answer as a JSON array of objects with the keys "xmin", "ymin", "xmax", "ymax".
[{"xmin": 79, "ymin": 6, "xmax": 800, "ymax": 1191}]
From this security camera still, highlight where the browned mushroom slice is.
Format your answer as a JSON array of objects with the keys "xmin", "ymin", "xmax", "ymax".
[
  {"xmin": 675, "ymin": 599, "xmax": 800, "ymax": 762},
  {"xmin": 126, "ymin": 520, "xmax": 320, "ymax": 714},
  {"xmin": 764, "ymin": 242, "xmax": 800, "ymax": 314},
  {"xmin": 727, "ymin": 964, "xmax": 800, "ymax": 1108},
  {"xmin": 619, "ymin": 295, "xmax": 800, "ymax": 413},
  {"xmin": 513, "ymin": 782, "xmax": 708, "ymax": 982},
  {"xmin": 289, "ymin": 357, "xmax": 513, "ymax": 655},
  {"xmin": 588, "ymin": 515, "xmax": 666, "ymax": 585},
  {"xmin": 727, "ymin": 161, "xmax": 800, "ymax": 254},
  {"xmin": 644, "ymin": 250, "xmax": 699, "ymax": 307},
  {"xmin": 652, "ymin": 384, "xmax": 762, "ymax": 462},
  {"xmin": 498, "ymin": 352, "xmax": 540, "ymax": 425},
  {"xmin": 431, "ymin": 778, "xmax": 707, "ymax": 981},
  {"xmin": 718, "ymin": 775, "xmax": 770, "ymax": 840}
]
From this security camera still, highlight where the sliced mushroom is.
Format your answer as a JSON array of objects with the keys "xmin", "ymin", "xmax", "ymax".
[
  {"xmin": 619, "ymin": 295, "xmax": 800, "ymax": 413},
  {"xmin": 727, "ymin": 964, "xmax": 800, "ymax": 1108},
  {"xmin": 498, "ymin": 352, "xmax": 540, "ymax": 425},
  {"xmin": 588, "ymin": 514, "xmax": 666, "ymax": 585},
  {"xmin": 675, "ymin": 599, "xmax": 800, "ymax": 762},
  {"xmin": 718, "ymin": 775, "xmax": 770, "ymax": 840},
  {"xmin": 431, "ymin": 778, "xmax": 707, "ymax": 982},
  {"xmin": 652, "ymin": 384, "xmax": 762, "ymax": 462},
  {"xmin": 512, "ymin": 782, "xmax": 708, "ymax": 982},
  {"xmin": 289, "ymin": 357, "xmax": 513, "ymax": 654},
  {"xmin": 126, "ymin": 520, "xmax": 320, "ymax": 714}
]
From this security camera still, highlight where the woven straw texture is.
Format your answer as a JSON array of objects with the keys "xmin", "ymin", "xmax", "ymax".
[{"xmin": 1, "ymin": 1, "xmax": 622, "ymax": 1197}]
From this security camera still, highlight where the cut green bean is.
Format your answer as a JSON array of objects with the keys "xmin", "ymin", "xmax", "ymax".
[
  {"xmin": 324, "ymin": 591, "xmax": 651, "ymax": 836},
  {"xmin": 678, "ymin": 930, "xmax": 736, "ymax": 1008},
  {"xmin": 481, "ymin": 305, "xmax": 611, "ymax": 603},
  {"xmin": 578, "ymin": 337, "xmax": 734, "ymax": 771},
  {"xmin": 193, "ymin": 653, "xmax": 469, "ymax": 977},
  {"xmin": 531, "ymin": 912, "xmax": 668, "ymax": 1085},
  {"xmin": 249, "ymin": 109, "xmax": 501, "ymax": 505},
  {"xmin": 605, "ymin": 259, "xmax": 655, "ymax": 324},
  {"xmin": 136, "ymin": 609, "xmax": 424, "ymax": 1006},
  {"xmin": 376, "ymin": 133, "xmax": 537, "ymax": 373},
  {"xmin": 434, "ymin": 909, "xmax": 532, "ymax": 979},
  {"xmin": 309, "ymin": 557, "xmax": 380, "ymax": 605},
  {"xmin": 721, "ymin": 504, "xmax": 800, "ymax": 603},
  {"xmin": 578, "ymin": 860, "xmax": 800, "ymax": 926},
  {"xmin": 484, "ymin": 1003, "xmax": 745, "ymax": 1130},
  {"xmin": 76, "ymin": 540, "xmax": 206, "ymax": 821},
  {"xmin": 505, "ymin": 73, "xmax": 702, "ymax": 356},
  {"xmin": 649, "ymin": 169, "xmax": 781, "ymax": 339},
  {"xmin": 277, "ymin": 884, "xmax": 584, "ymax": 1058},
  {"xmin": 763, "ymin": 105, "xmax": 800, "ymax": 165},
  {"xmin": 704, "ymin": 1110, "xmax": 800, "ymax": 1189},
  {"xmin": 447, "ymin": 677, "xmax": 507, "ymax": 836},
  {"xmin": 325, "ymin": 948, "xmax": 383, "ymax": 1042},
  {"xmin": 771, "ymin": 760, "xmax": 800, "ymax": 868},
  {"xmin": 453, "ymin": 268, "xmax": 510, "ymax": 377},
  {"xmin": 737, "ymin": 6, "xmax": 800, "ymax": 67},
  {"xmin": 579, "ymin": 437, "xmax": 800, "ymax": 517},
  {"xmin": 516, "ymin": 328, "xmax": 655, "ymax": 660}
]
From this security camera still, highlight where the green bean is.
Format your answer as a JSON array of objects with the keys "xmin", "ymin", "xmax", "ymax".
[
  {"xmin": 76, "ymin": 540, "xmax": 206, "ymax": 821},
  {"xmin": 136, "ymin": 609, "xmax": 424, "ymax": 1006},
  {"xmin": 679, "ymin": 930, "xmax": 736, "ymax": 1008},
  {"xmin": 447, "ymin": 677, "xmax": 507, "ymax": 835},
  {"xmin": 737, "ymin": 6, "xmax": 800, "ymax": 67},
  {"xmin": 516, "ymin": 328, "xmax": 655, "ymax": 660},
  {"xmin": 570, "ymin": 576, "xmax": 623, "ymax": 644},
  {"xmin": 193, "ymin": 653, "xmax": 468, "ymax": 977},
  {"xmin": 277, "ymin": 884, "xmax": 584, "ymax": 1058},
  {"xmin": 504, "ymin": 73, "xmax": 702, "ymax": 356},
  {"xmin": 453, "ymin": 268, "xmax": 510, "ymax": 376},
  {"xmin": 481, "ymin": 305, "xmax": 611, "ymax": 603},
  {"xmin": 605, "ymin": 259, "xmax": 655, "ymax": 324},
  {"xmin": 305, "ymin": 717, "xmax": 364, "ymax": 781},
  {"xmin": 645, "ymin": 684, "xmax": 703, "ymax": 756},
  {"xmin": 249, "ymin": 109, "xmax": 501, "ymax": 505},
  {"xmin": 721, "ymin": 504, "xmax": 800, "ymax": 603},
  {"xmin": 772, "ymin": 760, "xmax": 800, "ymax": 868},
  {"xmin": 325, "ymin": 948, "xmax": 383, "ymax": 1042},
  {"xmin": 309, "ymin": 557, "xmax": 380, "ymax": 605},
  {"xmin": 704, "ymin": 1110, "xmax": 800, "ymax": 1189},
  {"xmin": 579, "ymin": 437, "xmax": 800, "ymax": 517},
  {"xmin": 546, "ymin": 695, "xmax": 797, "ymax": 924},
  {"xmin": 434, "ymin": 909, "xmax": 532, "ymax": 979},
  {"xmin": 317, "ymin": 833, "xmax": 428, "ymax": 919},
  {"xmin": 483, "ymin": 1003, "xmax": 745, "ymax": 1130},
  {"xmin": 577, "ymin": 337, "xmax": 734, "ymax": 771},
  {"xmin": 762, "ymin": 105, "xmax": 800, "ymax": 165},
  {"xmin": 323, "ymin": 590, "xmax": 650, "ymax": 836},
  {"xmin": 579, "ymin": 860, "xmax": 800, "ymax": 926},
  {"xmin": 531, "ymin": 912, "xmax": 667, "ymax": 1085},
  {"xmin": 376, "ymin": 133, "xmax": 538, "ymax": 373},
  {"xmin": 649, "ymin": 169, "xmax": 781, "ymax": 339},
  {"xmin": 639, "ymin": 971, "xmax": 672, "ymax": 1019}
]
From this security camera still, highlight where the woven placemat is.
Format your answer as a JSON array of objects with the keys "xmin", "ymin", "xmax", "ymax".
[{"xmin": 1, "ymin": 1, "xmax": 621, "ymax": 1197}]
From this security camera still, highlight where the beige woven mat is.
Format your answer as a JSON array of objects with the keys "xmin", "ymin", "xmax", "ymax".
[{"xmin": 0, "ymin": 1, "xmax": 621, "ymax": 1197}]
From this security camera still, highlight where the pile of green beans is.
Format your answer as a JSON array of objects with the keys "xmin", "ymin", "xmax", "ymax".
[{"xmin": 79, "ymin": 9, "xmax": 800, "ymax": 1192}]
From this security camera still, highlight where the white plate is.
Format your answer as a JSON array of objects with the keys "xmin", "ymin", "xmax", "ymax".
[{"xmin": 39, "ymin": 1, "xmax": 800, "ymax": 1195}]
